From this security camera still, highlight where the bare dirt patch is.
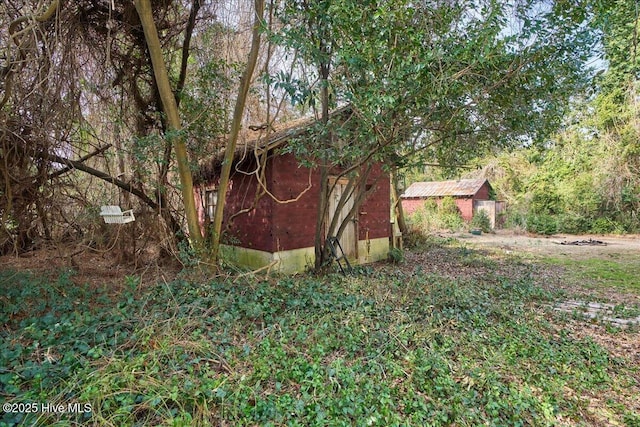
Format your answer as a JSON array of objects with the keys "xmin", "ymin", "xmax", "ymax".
[
  {"xmin": 0, "ymin": 244, "xmax": 178, "ymax": 292},
  {"xmin": 453, "ymin": 230, "xmax": 640, "ymax": 304},
  {"xmin": 453, "ymin": 230, "xmax": 640, "ymax": 259}
]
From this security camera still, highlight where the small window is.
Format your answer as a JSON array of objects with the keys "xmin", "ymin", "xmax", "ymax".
[{"xmin": 205, "ymin": 190, "xmax": 217, "ymax": 221}]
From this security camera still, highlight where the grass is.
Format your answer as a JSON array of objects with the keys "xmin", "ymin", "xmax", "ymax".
[
  {"xmin": 542, "ymin": 254, "xmax": 640, "ymax": 293},
  {"xmin": 1, "ymin": 244, "xmax": 639, "ymax": 426}
]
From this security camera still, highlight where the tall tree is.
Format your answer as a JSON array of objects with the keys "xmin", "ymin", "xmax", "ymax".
[
  {"xmin": 209, "ymin": 0, "xmax": 266, "ymax": 267},
  {"xmin": 1, "ymin": 0, "xmax": 227, "ymax": 257},
  {"xmin": 134, "ymin": 0, "xmax": 203, "ymax": 250},
  {"xmin": 588, "ymin": 0, "xmax": 640, "ymax": 227},
  {"xmin": 592, "ymin": 0, "xmax": 640, "ymax": 109},
  {"xmin": 273, "ymin": 0, "xmax": 595, "ymax": 268}
]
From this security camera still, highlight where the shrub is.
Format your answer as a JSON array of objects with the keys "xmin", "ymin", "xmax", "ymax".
[
  {"xmin": 388, "ymin": 247, "xmax": 404, "ymax": 263},
  {"xmin": 402, "ymin": 224, "xmax": 432, "ymax": 249},
  {"xmin": 590, "ymin": 217, "xmax": 620, "ymax": 234},
  {"xmin": 526, "ymin": 213, "xmax": 558, "ymax": 235},
  {"xmin": 440, "ymin": 196, "xmax": 459, "ymax": 215},
  {"xmin": 615, "ymin": 211, "xmax": 640, "ymax": 233},
  {"xmin": 504, "ymin": 209, "xmax": 527, "ymax": 230},
  {"xmin": 470, "ymin": 209, "xmax": 492, "ymax": 233},
  {"xmin": 529, "ymin": 184, "xmax": 562, "ymax": 215},
  {"xmin": 406, "ymin": 196, "xmax": 465, "ymax": 233},
  {"xmin": 557, "ymin": 214, "xmax": 591, "ymax": 234},
  {"xmin": 423, "ymin": 198, "xmax": 439, "ymax": 212},
  {"xmin": 441, "ymin": 212, "xmax": 465, "ymax": 231}
]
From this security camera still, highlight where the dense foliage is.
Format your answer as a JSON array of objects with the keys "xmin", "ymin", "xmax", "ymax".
[
  {"xmin": 0, "ymin": 0, "xmax": 621, "ymax": 263},
  {"xmin": 481, "ymin": 134, "xmax": 638, "ymax": 235},
  {"xmin": 272, "ymin": 0, "xmax": 597, "ymax": 263},
  {"xmin": 275, "ymin": 0, "xmax": 597, "ymax": 165},
  {"xmin": 409, "ymin": 197, "xmax": 466, "ymax": 233},
  {"xmin": 0, "ymin": 0, "xmax": 238, "ymax": 257},
  {"xmin": 478, "ymin": 94, "xmax": 639, "ymax": 234},
  {"xmin": 404, "ymin": 0, "xmax": 640, "ymax": 236}
]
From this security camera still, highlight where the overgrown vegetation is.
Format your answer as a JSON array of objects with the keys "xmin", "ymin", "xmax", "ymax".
[
  {"xmin": 402, "ymin": 0, "xmax": 640, "ymax": 237},
  {"xmin": 410, "ymin": 113, "xmax": 639, "ymax": 236},
  {"xmin": 479, "ymin": 127, "xmax": 640, "ymax": 235},
  {"xmin": 469, "ymin": 209, "xmax": 493, "ymax": 234},
  {"xmin": 2, "ymin": 243, "xmax": 638, "ymax": 426},
  {"xmin": 408, "ymin": 197, "xmax": 465, "ymax": 234},
  {"xmin": 406, "ymin": 196, "xmax": 493, "ymax": 237},
  {"xmin": 465, "ymin": 0, "xmax": 640, "ymax": 236},
  {"xmin": 1, "ymin": 0, "xmax": 599, "ymax": 268}
]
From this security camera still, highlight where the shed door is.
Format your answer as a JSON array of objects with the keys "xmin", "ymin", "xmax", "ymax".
[{"xmin": 328, "ymin": 178, "xmax": 357, "ymax": 259}]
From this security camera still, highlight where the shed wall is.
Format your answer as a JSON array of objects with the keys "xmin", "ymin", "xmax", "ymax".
[
  {"xmin": 402, "ymin": 197, "xmax": 474, "ymax": 218},
  {"xmin": 359, "ymin": 163, "xmax": 391, "ymax": 240},
  {"xmin": 401, "ymin": 198, "xmax": 425, "ymax": 216},
  {"xmin": 474, "ymin": 182, "xmax": 491, "ymax": 201},
  {"xmin": 195, "ymin": 152, "xmax": 391, "ymax": 271},
  {"xmin": 456, "ymin": 198, "xmax": 474, "ymax": 222},
  {"xmin": 194, "ymin": 157, "xmax": 275, "ymax": 253},
  {"xmin": 401, "ymin": 181, "xmax": 492, "ymax": 222},
  {"xmin": 270, "ymin": 153, "xmax": 321, "ymax": 251},
  {"xmin": 269, "ymin": 154, "xmax": 391, "ymax": 251}
]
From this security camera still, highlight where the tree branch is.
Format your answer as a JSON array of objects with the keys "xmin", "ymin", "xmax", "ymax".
[
  {"xmin": 47, "ymin": 144, "xmax": 112, "ymax": 180},
  {"xmin": 25, "ymin": 146, "xmax": 159, "ymax": 210},
  {"xmin": 176, "ymin": 0, "xmax": 201, "ymax": 104}
]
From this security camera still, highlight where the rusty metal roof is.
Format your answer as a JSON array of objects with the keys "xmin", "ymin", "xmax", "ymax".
[{"xmin": 401, "ymin": 179, "xmax": 489, "ymax": 198}]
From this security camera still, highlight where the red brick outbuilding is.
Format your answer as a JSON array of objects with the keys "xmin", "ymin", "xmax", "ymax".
[
  {"xmin": 401, "ymin": 179, "xmax": 493, "ymax": 221},
  {"xmin": 194, "ymin": 110, "xmax": 391, "ymax": 273}
]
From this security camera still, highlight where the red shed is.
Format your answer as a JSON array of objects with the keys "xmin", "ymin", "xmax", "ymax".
[
  {"xmin": 401, "ymin": 179, "xmax": 493, "ymax": 221},
  {"xmin": 194, "ymin": 113, "xmax": 391, "ymax": 273}
]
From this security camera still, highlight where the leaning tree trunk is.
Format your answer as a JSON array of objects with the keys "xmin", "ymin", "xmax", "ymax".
[
  {"xmin": 134, "ymin": 0, "xmax": 203, "ymax": 251},
  {"xmin": 209, "ymin": 0, "xmax": 265, "ymax": 268},
  {"xmin": 390, "ymin": 168, "xmax": 408, "ymax": 234}
]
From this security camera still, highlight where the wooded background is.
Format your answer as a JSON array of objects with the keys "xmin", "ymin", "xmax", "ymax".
[{"xmin": 1, "ymin": 0, "xmax": 636, "ymax": 267}]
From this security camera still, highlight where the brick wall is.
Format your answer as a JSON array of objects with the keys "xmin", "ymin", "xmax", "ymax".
[
  {"xmin": 358, "ymin": 163, "xmax": 390, "ymax": 240},
  {"xmin": 402, "ymin": 196, "xmax": 474, "ymax": 221},
  {"xmin": 271, "ymin": 153, "xmax": 321, "ymax": 251},
  {"xmin": 197, "ymin": 152, "xmax": 391, "ymax": 253}
]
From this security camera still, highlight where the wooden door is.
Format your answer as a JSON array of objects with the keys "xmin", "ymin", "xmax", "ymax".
[{"xmin": 328, "ymin": 178, "xmax": 357, "ymax": 259}]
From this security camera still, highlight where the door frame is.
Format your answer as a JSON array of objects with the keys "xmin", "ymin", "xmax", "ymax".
[{"xmin": 326, "ymin": 176, "xmax": 358, "ymax": 259}]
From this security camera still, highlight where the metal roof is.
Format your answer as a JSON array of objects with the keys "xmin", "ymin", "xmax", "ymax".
[{"xmin": 401, "ymin": 179, "xmax": 489, "ymax": 198}]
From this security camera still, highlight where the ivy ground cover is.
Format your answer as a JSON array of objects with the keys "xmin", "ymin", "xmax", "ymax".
[{"xmin": 1, "ymin": 243, "xmax": 638, "ymax": 426}]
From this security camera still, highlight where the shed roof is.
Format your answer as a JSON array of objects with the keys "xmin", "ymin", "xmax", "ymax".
[
  {"xmin": 401, "ymin": 179, "xmax": 489, "ymax": 198},
  {"xmin": 195, "ymin": 106, "xmax": 352, "ymax": 183}
]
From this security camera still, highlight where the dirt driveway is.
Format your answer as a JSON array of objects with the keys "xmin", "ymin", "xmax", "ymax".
[{"xmin": 453, "ymin": 230, "xmax": 640, "ymax": 259}]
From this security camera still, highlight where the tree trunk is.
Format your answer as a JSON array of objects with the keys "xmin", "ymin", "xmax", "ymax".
[
  {"xmin": 209, "ymin": 0, "xmax": 265, "ymax": 268},
  {"xmin": 390, "ymin": 168, "xmax": 408, "ymax": 234},
  {"xmin": 134, "ymin": 0, "xmax": 203, "ymax": 250},
  {"xmin": 313, "ymin": 43, "xmax": 332, "ymax": 270}
]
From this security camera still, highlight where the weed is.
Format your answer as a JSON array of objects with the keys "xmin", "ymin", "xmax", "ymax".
[
  {"xmin": 543, "ymin": 256, "xmax": 640, "ymax": 293},
  {"xmin": 388, "ymin": 247, "xmax": 404, "ymax": 264},
  {"xmin": 612, "ymin": 304, "xmax": 640, "ymax": 319},
  {"xmin": 408, "ymin": 196, "xmax": 465, "ymax": 234},
  {"xmin": 526, "ymin": 213, "xmax": 558, "ymax": 235}
]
